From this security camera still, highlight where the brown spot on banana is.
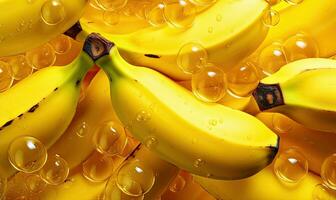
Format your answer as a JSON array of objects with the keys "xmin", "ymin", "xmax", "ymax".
[{"xmin": 144, "ymin": 54, "xmax": 161, "ymax": 59}]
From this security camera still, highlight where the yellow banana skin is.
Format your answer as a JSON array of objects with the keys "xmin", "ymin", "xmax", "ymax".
[
  {"xmin": 0, "ymin": 38, "xmax": 95, "ymax": 179},
  {"xmin": 93, "ymin": 34, "xmax": 279, "ymax": 180},
  {"xmin": 81, "ymin": 0, "xmax": 269, "ymax": 80},
  {"xmin": 252, "ymin": 58, "xmax": 336, "ymax": 133}
]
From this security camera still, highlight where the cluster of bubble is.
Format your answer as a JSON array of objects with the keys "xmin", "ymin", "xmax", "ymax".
[
  {"xmin": 0, "ymin": 34, "xmax": 72, "ymax": 93},
  {"xmin": 89, "ymin": 0, "xmax": 216, "ymax": 29}
]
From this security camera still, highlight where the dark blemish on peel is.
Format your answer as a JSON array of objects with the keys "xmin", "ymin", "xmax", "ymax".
[
  {"xmin": 28, "ymin": 104, "xmax": 39, "ymax": 113},
  {"xmin": 145, "ymin": 54, "xmax": 161, "ymax": 59}
]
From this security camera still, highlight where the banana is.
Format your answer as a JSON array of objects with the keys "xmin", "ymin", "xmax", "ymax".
[
  {"xmin": 80, "ymin": 0, "xmax": 269, "ymax": 80},
  {"xmin": 194, "ymin": 165, "xmax": 322, "ymax": 200},
  {"xmin": 252, "ymin": 58, "xmax": 336, "ymax": 133},
  {"xmin": 0, "ymin": 0, "xmax": 88, "ymax": 57},
  {"xmin": 0, "ymin": 34, "xmax": 99, "ymax": 179},
  {"xmin": 90, "ymin": 33, "xmax": 279, "ymax": 180}
]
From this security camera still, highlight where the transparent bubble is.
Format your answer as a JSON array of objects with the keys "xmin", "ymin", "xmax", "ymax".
[
  {"xmin": 0, "ymin": 61, "xmax": 13, "ymax": 92},
  {"xmin": 312, "ymin": 184, "xmax": 336, "ymax": 200},
  {"xmin": 76, "ymin": 121, "xmax": 89, "ymax": 137},
  {"xmin": 40, "ymin": 154, "xmax": 69, "ymax": 185},
  {"xmin": 41, "ymin": 0, "xmax": 66, "ymax": 25},
  {"xmin": 284, "ymin": 0, "xmax": 304, "ymax": 5},
  {"xmin": 92, "ymin": 121, "xmax": 128, "ymax": 156},
  {"xmin": 177, "ymin": 42, "xmax": 208, "ymax": 74},
  {"xmin": 284, "ymin": 33, "xmax": 319, "ymax": 62},
  {"xmin": 227, "ymin": 62, "xmax": 261, "ymax": 97},
  {"xmin": 169, "ymin": 175, "xmax": 186, "ymax": 193},
  {"xmin": 105, "ymin": 177, "xmax": 145, "ymax": 200},
  {"xmin": 163, "ymin": 0, "xmax": 196, "ymax": 29},
  {"xmin": 97, "ymin": 0, "xmax": 128, "ymax": 11},
  {"xmin": 262, "ymin": 9, "xmax": 280, "ymax": 27},
  {"xmin": 26, "ymin": 43, "xmax": 56, "ymax": 70},
  {"xmin": 272, "ymin": 114, "xmax": 293, "ymax": 134},
  {"xmin": 49, "ymin": 34, "xmax": 72, "ymax": 54},
  {"xmin": 321, "ymin": 154, "xmax": 336, "ymax": 190},
  {"xmin": 192, "ymin": 65, "xmax": 227, "ymax": 102},
  {"xmin": 258, "ymin": 42, "xmax": 288, "ymax": 74},
  {"xmin": 7, "ymin": 55, "xmax": 33, "ymax": 80},
  {"xmin": 116, "ymin": 160, "xmax": 155, "ymax": 197},
  {"xmin": 189, "ymin": 0, "xmax": 216, "ymax": 6},
  {"xmin": 82, "ymin": 152, "xmax": 114, "ymax": 182},
  {"xmin": 146, "ymin": 3, "xmax": 166, "ymax": 27},
  {"xmin": 25, "ymin": 174, "xmax": 47, "ymax": 193},
  {"xmin": 274, "ymin": 148, "xmax": 308, "ymax": 183},
  {"xmin": 103, "ymin": 11, "xmax": 120, "ymax": 26},
  {"xmin": 0, "ymin": 178, "xmax": 6, "ymax": 199},
  {"xmin": 8, "ymin": 136, "xmax": 48, "ymax": 173}
]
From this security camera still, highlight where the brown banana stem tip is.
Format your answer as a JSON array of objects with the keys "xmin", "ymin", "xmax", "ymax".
[
  {"xmin": 252, "ymin": 83, "xmax": 284, "ymax": 111},
  {"xmin": 83, "ymin": 33, "xmax": 115, "ymax": 61}
]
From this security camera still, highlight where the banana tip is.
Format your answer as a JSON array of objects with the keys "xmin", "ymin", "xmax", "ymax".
[{"xmin": 83, "ymin": 33, "xmax": 115, "ymax": 61}]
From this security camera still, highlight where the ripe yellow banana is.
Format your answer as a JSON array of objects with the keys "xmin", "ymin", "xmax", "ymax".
[
  {"xmin": 194, "ymin": 165, "xmax": 322, "ymax": 200},
  {"xmin": 0, "ymin": 35, "xmax": 97, "ymax": 179},
  {"xmin": 80, "ymin": 0, "xmax": 269, "ymax": 80},
  {"xmin": 91, "ymin": 34, "xmax": 279, "ymax": 180},
  {"xmin": 0, "ymin": 0, "xmax": 88, "ymax": 57},
  {"xmin": 252, "ymin": 58, "xmax": 336, "ymax": 133}
]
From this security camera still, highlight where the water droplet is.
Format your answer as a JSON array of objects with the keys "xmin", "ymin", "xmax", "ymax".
[
  {"xmin": 283, "ymin": 33, "xmax": 319, "ymax": 62},
  {"xmin": 227, "ymin": 61, "xmax": 261, "ymax": 97},
  {"xmin": 82, "ymin": 152, "xmax": 114, "ymax": 182},
  {"xmin": 177, "ymin": 42, "xmax": 208, "ymax": 74},
  {"xmin": 92, "ymin": 121, "xmax": 127, "ymax": 156},
  {"xmin": 49, "ymin": 34, "xmax": 72, "ymax": 54},
  {"xmin": 312, "ymin": 184, "xmax": 336, "ymax": 200},
  {"xmin": 216, "ymin": 15, "xmax": 222, "ymax": 22},
  {"xmin": 25, "ymin": 174, "xmax": 47, "ymax": 193},
  {"xmin": 96, "ymin": 0, "xmax": 128, "ymax": 11},
  {"xmin": 163, "ymin": 0, "xmax": 196, "ymax": 29},
  {"xmin": 26, "ymin": 43, "xmax": 56, "ymax": 70},
  {"xmin": 262, "ymin": 9, "xmax": 280, "ymax": 27},
  {"xmin": 192, "ymin": 65, "xmax": 227, "ymax": 102},
  {"xmin": 208, "ymin": 119, "xmax": 217, "ymax": 126},
  {"xmin": 144, "ymin": 136, "xmax": 157, "ymax": 149},
  {"xmin": 103, "ymin": 11, "xmax": 120, "ymax": 26},
  {"xmin": 0, "ymin": 61, "xmax": 13, "ymax": 92},
  {"xmin": 284, "ymin": 0, "xmax": 304, "ymax": 5},
  {"xmin": 258, "ymin": 42, "xmax": 288, "ymax": 74},
  {"xmin": 116, "ymin": 160, "xmax": 155, "ymax": 197},
  {"xmin": 189, "ymin": 0, "xmax": 216, "ymax": 6},
  {"xmin": 0, "ymin": 178, "xmax": 7, "ymax": 199},
  {"xmin": 40, "ymin": 154, "xmax": 69, "ymax": 185},
  {"xmin": 321, "ymin": 154, "xmax": 336, "ymax": 190},
  {"xmin": 194, "ymin": 158, "xmax": 205, "ymax": 168},
  {"xmin": 208, "ymin": 26, "xmax": 213, "ymax": 33},
  {"xmin": 146, "ymin": 3, "xmax": 166, "ymax": 27},
  {"xmin": 169, "ymin": 175, "xmax": 186, "ymax": 193},
  {"xmin": 274, "ymin": 148, "xmax": 308, "ymax": 183},
  {"xmin": 7, "ymin": 55, "xmax": 33, "ymax": 80},
  {"xmin": 272, "ymin": 114, "xmax": 293, "ymax": 133},
  {"xmin": 41, "ymin": 0, "xmax": 66, "ymax": 25},
  {"xmin": 75, "ymin": 121, "xmax": 89, "ymax": 137},
  {"xmin": 8, "ymin": 136, "xmax": 48, "ymax": 173},
  {"xmin": 136, "ymin": 110, "xmax": 151, "ymax": 122}
]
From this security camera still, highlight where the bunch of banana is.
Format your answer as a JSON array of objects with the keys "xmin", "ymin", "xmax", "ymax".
[
  {"xmin": 252, "ymin": 58, "xmax": 336, "ymax": 133},
  {"xmin": 88, "ymin": 33, "xmax": 279, "ymax": 180},
  {"xmin": 0, "ymin": 0, "xmax": 88, "ymax": 57},
  {"xmin": 0, "ymin": 34, "xmax": 100, "ymax": 179},
  {"xmin": 79, "ymin": 0, "xmax": 269, "ymax": 80}
]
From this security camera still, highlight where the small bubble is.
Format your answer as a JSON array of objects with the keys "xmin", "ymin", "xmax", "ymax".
[
  {"xmin": 169, "ymin": 175, "xmax": 186, "ymax": 193},
  {"xmin": 216, "ymin": 15, "xmax": 222, "ymax": 22},
  {"xmin": 40, "ymin": 154, "xmax": 69, "ymax": 185},
  {"xmin": 103, "ymin": 11, "xmax": 120, "ymax": 26},
  {"xmin": 262, "ymin": 9, "xmax": 280, "ymax": 27},
  {"xmin": 177, "ymin": 42, "xmax": 208, "ymax": 74},
  {"xmin": 8, "ymin": 136, "xmax": 48, "ymax": 173},
  {"xmin": 82, "ymin": 152, "xmax": 114, "ymax": 182},
  {"xmin": 163, "ymin": 1, "xmax": 196, "ymax": 29},
  {"xmin": 208, "ymin": 26, "xmax": 214, "ymax": 33},
  {"xmin": 274, "ymin": 148, "xmax": 308, "ymax": 183},
  {"xmin": 25, "ymin": 174, "xmax": 47, "ymax": 193},
  {"xmin": 284, "ymin": 0, "xmax": 304, "ymax": 5},
  {"xmin": 26, "ymin": 43, "xmax": 56, "ymax": 70},
  {"xmin": 258, "ymin": 42, "xmax": 288, "ymax": 74},
  {"xmin": 312, "ymin": 184, "xmax": 336, "ymax": 200},
  {"xmin": 144, "ymin": 137, "xmax": 157, "ymax": 149},
  {"xmin": 209, "ymin": 119, "xmax": 217, "ymax": 126},
  {"xmin": 272, "ymin": 114, "xmax": 293, "ymax": 134},
  {"xmin": 76, "ymin": 121, "xmax": 89, "ymax": 137},
  {"xmin": 41, "ymin": 0, "xmax": 66, "ymax": 25},
  {"xmin": 7, "ymin": 55, "xmax": 33, "ymax": 80},
  {"xmin": 0, "ymin": 61, "xmax": 13, "ymax": 92},
  {"xmin": 321, "ymin": 154, "xmax": 336, "ymax": 190},
  {"xmin": 136, "ymin": 110, "xmax": 151, "ymax": 122},
  {"xmin": 146, "ymin": 3, "xmax": 166, "ymax": 27},
  {"xmin": 0, "ymin": 178, "xmax": 6, "ymax": 199},
  {"xmin": 49, "ymin": 34, "xmax": 72, "ymax": 54},
  {"xmin": 194, "ymin": 158, "xmax": 205, "ymax": 168}
]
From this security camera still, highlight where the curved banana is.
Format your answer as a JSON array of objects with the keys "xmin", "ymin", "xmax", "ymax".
[
  {"xmin": 80, "ymin": 0, "xmax": 269, "ymax": 80},
  {"xmin": 252, "ymin": 58, "xmax": 336, "ymax": 133},
  {"xmin": 0, "ymin": 0, "xmax": 88, "ymax": 57},
  {"xmin": 91, "ymin": 34, "xmax": 279, "ymax": 180},
  {"xmin": 0, "ymin": 35, "xmax": 97, "ymax": 179},
  {"xmin": 194, "ymin": 165, "xmax": 322, "ymax": 200}
]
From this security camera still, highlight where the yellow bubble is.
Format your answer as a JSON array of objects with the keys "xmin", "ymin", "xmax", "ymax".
[
  {"xmin": 272, "ymin": 114, "xmax": 293, "ymax": 134},
  {"xmin": 49, "ymin": 34, "xmax": 72, "ymax": 54},
  {"xmin": 7, "ymin": 55, "xmax": 33, "ymax": 80},
  {"xmin": 0, "ymin": 61, "xmax": 13, "ymax": 92},
  {"xmin": 103, "ymin": 11, "xmax": 120, "ymax": 26},
  {"xmin": 177, "ymin": 42, "xmax": 208, "ymax": 74},
  {"xmin": 284, "ymin": 33, "xmax": 319, "ymax": 62},
  {"xmin": 0, "ymin": 178, "xmax": 6, "ymax": 199},
  {"xmin": 105, "ymin": 177, "xmax": 145, "ymax": 200},
  {"xmin": 146, "ymin": 3, "xmax": 166, "ymax": 27},
  {"xmin": 274, "ymin": 148, "xmax": 308, "ymax": 183},
  {"xmin": 192, "ymin": 65, "xmax": 227, "ymax": 102},
  {"xmin": 227, "ymin": 62, "xmax": 261, "ymax": 97},
  {"xmin": 25, "ymin": 174, "xmax": 47, "ymax": 193},
  {"xmin": 116, "ymin": 160, "xmax": 155, "ymax": 197},
  {"xmin": 284, "ymin": 0, "xmax": 304, "ymax": 5},
  {"xmin": 321, "ymin": 154, "xmax": 336, "ymax": 190},
  {"xmin": 82, "ymin": 152, "xmax": 114, "ymax": 182},
  {"xmin": 97, "ymin": 0, "xmax": 128, "ymax": 11},
  {"xmin": 169, "ymin": 175, "xmax": 186, "ymax": 193},
  {"xmin": 189, "ymin": 0, "xmax": 216, "ymax": 6},
  {"xmin": 163, "ymin": 0, "xmax": 196, "ymax": 29},
  {"xmin": 312, "ymin": 184, "xmax": 336, "ymax": 200},
  {"xmin": 41, "ymin": 0, "xmax": 66, "ymax": 25},
  {"xmin": 92, "ymin": 121, "xmax": 127, "ymax": 156},
  {"xmin": 40, "ymin": 154, "xmax": 69, "ymax": 185},
  {"xmin": 258, "ymin": 42, "xmax": 288, "ymax": 74},
  {"xmin": 8, "ymin": 136, "xmax": 48, "ymax": 173},
  {"xmin": 76, "ymin": 121, "xmax": 89, "ymax": 137},
  {"xmin": 26, "ymin": 43, "xmax": 56, "ymax": 70},
  {"xmin": 262, "ymin": 9, "xmax": 280, "ymax": 27}
]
